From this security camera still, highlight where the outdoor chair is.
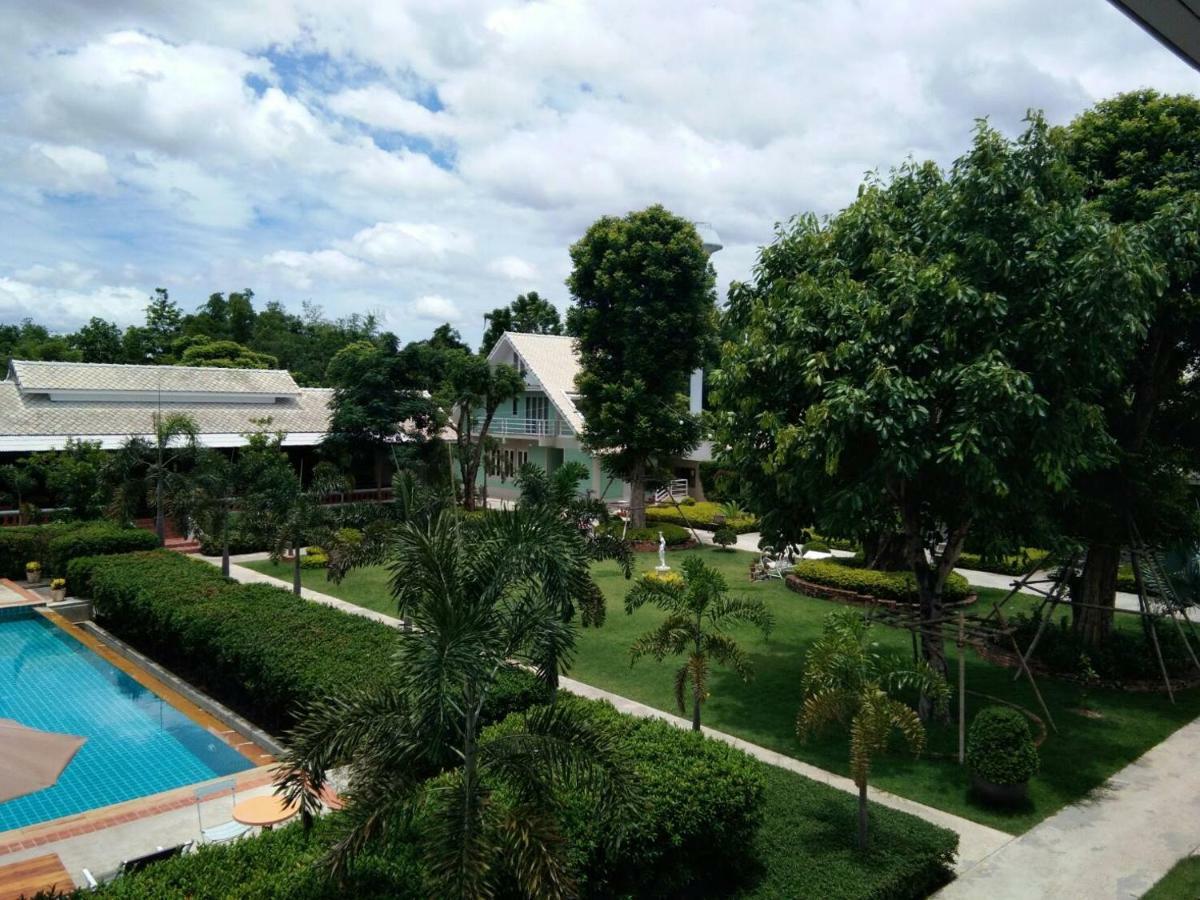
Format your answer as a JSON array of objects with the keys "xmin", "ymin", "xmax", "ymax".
[
  {"xmin": 195, "ymin": 778, "xmax": 253, "ymax": 844},
  {"xmin": 81, "ymin": 842, "xmax": 193, "ymax": 889}
]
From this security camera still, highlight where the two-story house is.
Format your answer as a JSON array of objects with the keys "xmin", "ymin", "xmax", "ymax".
[{"xmin": 478, "ymin": 331, "xmax": 710, "ymax": 504}]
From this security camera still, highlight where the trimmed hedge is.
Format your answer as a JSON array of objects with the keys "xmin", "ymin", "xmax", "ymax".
[
  {"xmin": 966, "ymin": 706, "xmax": 1039, "ymax": 786},
  {"xmin": 789, "ymin": 558, "xmax": 973, "ymax": 605},
  {"xmin": 53, "ymin": 816, "xmax": 425, "ymax": 899},
  {"xmin": 646, "ymin": 501, "xmax": 759, "ymax": 534},
  {"xmin": 0, "ymin": 521, "xmax": 158, "ymax": 579},
  {"xmin": 600, "ymin": 522, "xmax": 693, "ymax": 546},
  {"xmin": 957, "ymin": 547, "xmax": 1050, "ymax": 577},
  {"xmin": 67, "ymin": 551, "xmax": 548, "ymax": 735},
  {"xmin": 483, "ymin": 695, "xmax": 766, "ymax": 896}
]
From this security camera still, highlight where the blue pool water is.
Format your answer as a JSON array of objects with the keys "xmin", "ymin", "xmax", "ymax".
[{"xmin": 0, "ymin": 610, "xmax": 253, "ymax": 832}]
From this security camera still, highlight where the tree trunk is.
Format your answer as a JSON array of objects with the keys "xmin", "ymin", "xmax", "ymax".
[
  {"xmin": 629, "ymin": 460, "xmax": 646, "ymax": 528},
  {"xmin": 857, "ymin": 781, "xmax": 869, "ymax": 850},
  {"xmin": 221, "ymin": 532, "xmax": 230, "ymax": 578},
  {"xmin": 293, "ymin": 538, "xmax": 302, "ymax": 596},
  {"xmin": 1072, "ymin": 543, "xmax": 1119, "ymax": 647},
  {"xmin": 155, "ymin": 479, "xmax": 165, "ymax": 544},
  {"xmin": 691, "ymin": 685, "xmax": 703, "ymax": 732},
  {"xmin": 916, "ymin": 571, "xmax": 949, "ymax": 722},
  {"xmin": 863, "ymin": 530, "xmax": 907, "ymax": 571}
]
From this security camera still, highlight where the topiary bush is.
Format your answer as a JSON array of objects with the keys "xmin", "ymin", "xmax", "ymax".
[
  {"xmin": 483, "ymin": 695, "xmax": 766, "ymax": 896},
  {"xmin": 713, "ymin": 526, "xmax": 737, "ymax": 550},
  {"xmin": 966, "ymin": 706, "xmax": 1039, "ymax": 786},
  {"xmin": 789, "ymin": 558, "xmax": 973, "ymax": 605},
  {"xmin": 67, "ymin": 551, "xmax": 547, "ymax": 736}
]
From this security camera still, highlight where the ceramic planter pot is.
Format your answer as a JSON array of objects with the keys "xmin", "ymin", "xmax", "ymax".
[
  {"xmin": 970, "ymin": 771, "xmax": 1028, "ymax": 806},
  {"xmin": 26, "ymin": 571, "xmax": 42, "ymax": 586},
  {"xmin": 51, "ymin": 588, "xmax": 66, "ymax": 602}
]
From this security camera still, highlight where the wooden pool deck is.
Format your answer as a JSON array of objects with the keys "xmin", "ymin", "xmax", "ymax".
[{"xmin": 0, "ymin": 852, "xmax": 73, "ymax": 899}]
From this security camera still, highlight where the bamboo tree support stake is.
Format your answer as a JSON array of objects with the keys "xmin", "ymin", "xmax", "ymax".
[{"xmin": 958, "ymin": 612, "xmax": 966, "ymax": 765}]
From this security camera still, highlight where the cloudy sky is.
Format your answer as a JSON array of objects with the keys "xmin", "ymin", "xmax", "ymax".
[{"xmin": 1, "ymin": 0, "xmax": 1197, "ymax": 344}]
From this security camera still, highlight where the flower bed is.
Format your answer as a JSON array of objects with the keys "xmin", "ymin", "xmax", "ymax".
[{"xmin": 785, "ymin": 559, "xmax": 975, "ymax": 607}]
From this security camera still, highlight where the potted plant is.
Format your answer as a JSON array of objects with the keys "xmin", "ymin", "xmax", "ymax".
[
  {"xmin": 25, "ymin": 561, "xmax": 42, "ymax": 585},
  {"xmin": 50, "ymin": 578, "xmax": 66, "ymax": 602},
  {"xmin": 966, "ymin": 706, "xmax": 1039, "ymax": 806}
]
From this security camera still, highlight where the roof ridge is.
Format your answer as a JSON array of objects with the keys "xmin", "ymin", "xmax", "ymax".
[{"xmin": 11, "ymin": 359, "xmax": 294, "ymax": 377}]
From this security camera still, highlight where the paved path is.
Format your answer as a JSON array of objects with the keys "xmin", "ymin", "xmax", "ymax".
[{"xmin": 936, "ymin": 714, "xmax": 1200, "ymax": 898}]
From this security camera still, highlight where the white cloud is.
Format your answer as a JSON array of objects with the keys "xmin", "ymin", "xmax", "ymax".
[
  {"xmin": 21, "ymin": 143, "xmax": 115, "ymax": 195},
  {"xmin": 487, "ymin": 255, "xmax": 537, "ymax": 280},
  {"xmin": 409, "ymin": 293, "xmax": 462, "ymax": 321},
  {"xmin": 0, "ymin": 276, "xmax": 147, "ymax": 330},
  {"xmin": 336, "ymin": 221, "xmax": 475, "ymax": 265},
  {"xmin": 328, "ymin": 85, "xmax": 461, "ymax": 139},
  {"xmin": 263, "ymin": 249, "xmax": 366, "ymax": 288}
]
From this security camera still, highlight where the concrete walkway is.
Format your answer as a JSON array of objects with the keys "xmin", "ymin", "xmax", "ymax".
[{"xmin": 936, "ymin": 713, "xmax": 1200, "ymax": 898}]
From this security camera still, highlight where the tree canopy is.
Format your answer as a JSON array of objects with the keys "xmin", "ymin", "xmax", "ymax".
[
  {"xmin": 566, "ymin": 204, "xmax": 717, "ymax": 526},
  {"xmin": 479, "ymin": 291, "xmax": 563, "ymax": 354},
  {"xmin": 714, "ymin": 115, "xmax": 1160, "ymax": 693}
]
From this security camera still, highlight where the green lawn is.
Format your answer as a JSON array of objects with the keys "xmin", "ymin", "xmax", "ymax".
[
  {"xmin": 241, "ymin": 558, "xmax": 401, "ymax": 618},
  {"xmin": 245, "ymin": 547, "xmax": 1200, "ymax": 835},
  {"xmin": 1144, "ymin": 856, "xmax": 1200, "ymax": 899}
]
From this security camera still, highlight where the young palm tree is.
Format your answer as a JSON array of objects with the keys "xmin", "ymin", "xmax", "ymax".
[
  {"xmin": 796, "ymin": 609, "xmax": 949, "ymax": 850},
  {"xmin": 104, "ymin": 413, "xmax": 199, "ymax": 542},
  {"xmin": 278, "ymin": 507, "xmax": 632, "ymax": 898},
  {"xmin": 168, "ymin": 448, "xmax": 238, "ymax": 575},
  {"xmin": 256, "ymin": 460, "xmax": 350, "ymax": 596},
  {"xmin": 626, "ymin": 555, "xmax": 773, "ymax": 731}
]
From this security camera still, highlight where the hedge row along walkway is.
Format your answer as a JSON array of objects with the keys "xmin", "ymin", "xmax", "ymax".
[{"xmin": 210, "ymin": 552, "xmax": 1009, "ymax": 876}]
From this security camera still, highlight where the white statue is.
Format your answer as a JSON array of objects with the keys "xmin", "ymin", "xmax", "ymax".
[{"xmin": 656, "ymin": 530, "xmax": 670, "ymax": 571}]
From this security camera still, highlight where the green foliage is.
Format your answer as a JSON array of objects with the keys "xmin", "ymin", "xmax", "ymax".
[
  {"xmin": 792, "ymin": 559, "xmax": 972, "ymax": 605},
  {"xmin": 713, "ymin": 526, "xmax": 737, "ymax": 550},
  {"xmin": 479, "ymin": 290, "xmax": 563, "ymax": 354},
  {"xmin": 1143, "ymin": 856, "xmax": 1200, "ymax": 900},
  {"xmin": 957, "ymin": 547, "xmax": 1050, "ymax": 576},
  {"xmin": 626, "ymin": 555, "xmax": 773, "ymax": 729},
  {"xmin": 566, "ymin": 205, "xmax": 718, "ymax": 525},
  {"xmin": 603, "ymin": 522, "xmax": 691, "ymax": 545},
  {"xmin": 69, "ymin": 816, "xmax": 425, "ymax": 899},
  {"xmin": 300, "ymin": 548, "xmax": 329, "ymax": 569},
  {"xmin": 645, "ymin": 501, "xmax": 759, "ymax": 533},
  {"xmin": 1006, "ymin": 611, "xmax": 1195, "ymax": 681},
  {"xmin": 966, "ymin": 707, "xmax": 1039, "ymax": 786},
  {"xmin": 0, "ymin": 522, "xmax": 155, "ymax": 579},
  {"xmin": 28, "ymin": 439, "xmax": 108, "ymax": 519},
  {"xmin": 804, "ymin": 540, "xmax": 831, "ymax": 553},
  {"xmin": 483, "ymin": 695, "xmax": 766, "ymax": 896},
  {"xmin": 174, "ymin": 337, "xmax": 278, "ymax": 369}
]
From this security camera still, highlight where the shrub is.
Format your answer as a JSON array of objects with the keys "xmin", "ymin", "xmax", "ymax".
[
  {"xmin": 790, "ymin": 558, "xmax": 973, "ymax": 605},
  {"xmin": 713, "ymin": 526, "xmax": 737, "ymax": 550},
  {"xmin": 601, "ymin": 522, "xmax": 692, "ymax": 546},
  {"xmin": 804, "ymin": 540, "xmax": 830, "ymax": 553},
  {"xmin": 957, "ymin": 547, "xmax": 1050, "ymax": 577},
  {"xmin": 299, "ymin": 547, "xmax": 328, "ymax": 569},
  {"xmin": 70, "ymin": 815, "xmax": 426, "ymax": 899},
  {"xmin": 645, "ymin": 501, "xmax": 759, "ymax": 533},
  {"xmin": 68, "ymin": 551, "xmax": 546, "ymax": 736},
  {"xmin": 0, "ymin": 522, "xmax": 157, "ymax": 579},
  {"xmin": 966, "ymin": 706, "xmax": 1039, "ymax": 786},
  {"xmin": 483, "ymin": 695, "xmax": 766, "ymax": 896},
  {"xmin": 1006, "ymin": 611, "xmax": 1193, "ymax": 681}
]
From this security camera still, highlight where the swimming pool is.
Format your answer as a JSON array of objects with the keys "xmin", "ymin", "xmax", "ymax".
[{"xmin": 0, "ymin": 609, "xmax": 254, "ymax": 832}]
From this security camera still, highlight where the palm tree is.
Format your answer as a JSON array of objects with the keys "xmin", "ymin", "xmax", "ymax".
[
  {"xmin": 625, "ymin": 555, "xmax": 773, "ymax": 731},
  {"xmin": 278, "ymin": 507, "xmax": 632, "ymax": 898},
  {"xmin": 796, "ymin": 609, "xmax": 949, "ymax": 850},
  {"xmin": 168, "ymin": 448, "xmax": 238, "ymax": 575},
  {"xmin": 105, "ymin": 413, "xmax": 199, "ymax": 542}
]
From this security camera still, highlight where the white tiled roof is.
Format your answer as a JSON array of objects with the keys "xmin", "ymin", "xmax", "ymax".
[
  {"xmin": 496, "ymin": 333, "xmax": 584, "ymax": 433},
  {"xmin": 9, "ymin": 360, "xmax": 299, "ymax": 396}
]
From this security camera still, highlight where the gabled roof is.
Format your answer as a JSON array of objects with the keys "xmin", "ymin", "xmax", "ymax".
[
  {"xmin": 9, "ymin": 360, "xmax": 299, "ymax": 399},
  {"xmin": 488, "ymin": 333, "xmax": 584, "ymax": 433}
]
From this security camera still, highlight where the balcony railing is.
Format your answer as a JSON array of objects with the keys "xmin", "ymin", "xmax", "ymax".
[{"xmin": 481, "ymin": 417, "xmax": 573, "ymax": 437}]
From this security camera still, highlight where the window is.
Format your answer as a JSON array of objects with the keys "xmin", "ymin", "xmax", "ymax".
[
  {"xmin": 488, "ymin": 448, "xmax": 529, "ymax": 482},
  {"xmin": 512, "ymin": 394, "xmax": 519, "ymax": 416},
  {"xmin": 527, "ymin": 395, "xmax": 549, "ymax": 420}
]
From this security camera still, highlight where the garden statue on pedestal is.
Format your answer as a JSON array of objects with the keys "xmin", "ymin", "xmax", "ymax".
[{"xmin": 656, "ymin": 531, "xmax": 670, "ymax": 571}]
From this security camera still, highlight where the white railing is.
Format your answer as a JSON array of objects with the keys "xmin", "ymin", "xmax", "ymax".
[
  {"xmin": 481, "ymin": 417, "xmax": 573, "ymax": 437},
  {"xmin": 654, "ymin": 479, "xmax": 690, "ymax": 503}
]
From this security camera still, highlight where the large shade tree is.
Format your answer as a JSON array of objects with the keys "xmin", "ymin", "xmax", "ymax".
[
  {"xmin": 714, "ymin": 116, "xmax": 1158, "ymax": 713},
  {"xmin": 1062, "ymin": 90, "xmax": 1200, "ymax": 645},
  {"xmin": 479, "ymin": 291, "xmax": 563, "ymax": 354},
  {"xmin": 567, "ymin": 205, "xmax": 718, "ymax": 527}
]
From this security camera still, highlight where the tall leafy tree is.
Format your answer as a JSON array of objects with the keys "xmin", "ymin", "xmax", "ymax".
[
  {"xmin": 796, "ymin": 610, "xmax": 947, "ymax": 850},
  {"xmin": 479, "ymin": 291, "xmax": 563, "ymax": 354},
  {"xmin": 625, "ymin": 555, "xmax": 772, "ymax": 731},
  {"xmin": 567, "ymin": 205, "xmax": 718, "ymax": 527},
  {"xmin": 175, "ymin": 338, "xmax": 278, "ymax": 369},
  {"xmin": 0, "ymin": 462, "xmax": 37, "ymax": 523},
  {"xmin": 1062, "ymin": 90, "xmax": 1200, "ymax": 645},
  {"xmin": 278, "ymin": 508, "xmax": 632, "ymax": 897},
  {"xmin": 30, "ymin": 439, "xmax": 107, "ymax": 520},
  {"xmin": 168, "ymin": 448, "xmax": 239, "ymax": 575},
  {"xmin": 439, "ymin": 351, "xmax": 524, "ymax": 511},
  {"xmin": 70, "ymin": 317, "xmax": 123, "ymax": 363},
  {"xmin": 143, "ymin": 288, "xmax": 184, "ymax": 361},
  {"xmin": 324, "ymin": 340, "xmax": 433, "ymax": 492},
  {"xmin": 714, "ymin": 116, "xmax": 1157, "ymax": 711}
]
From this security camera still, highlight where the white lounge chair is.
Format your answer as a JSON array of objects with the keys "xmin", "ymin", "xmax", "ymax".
[
  {"xmin": 195, "ymin": 779, "xmax": 253, "ymax": 844},
  {"xmin": 82, "ymin": 842, "xmax": 194, "ymax": 888}
]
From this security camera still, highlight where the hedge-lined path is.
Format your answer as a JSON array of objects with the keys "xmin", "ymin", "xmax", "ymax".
[
  {"xmin": 214, "ymin": 552, "xmax": 1010, "ymax": 875},
  {"xmin": 936, "ymin": 712, "xmax": 1200, "ymax": 898},
  {"xmin": 558, "ymin": 675, "xmax": 1011, "ymax": 876},
  {"xmin": 205, "ymin": 553, "xmax": 404, "ymax": 627}
]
